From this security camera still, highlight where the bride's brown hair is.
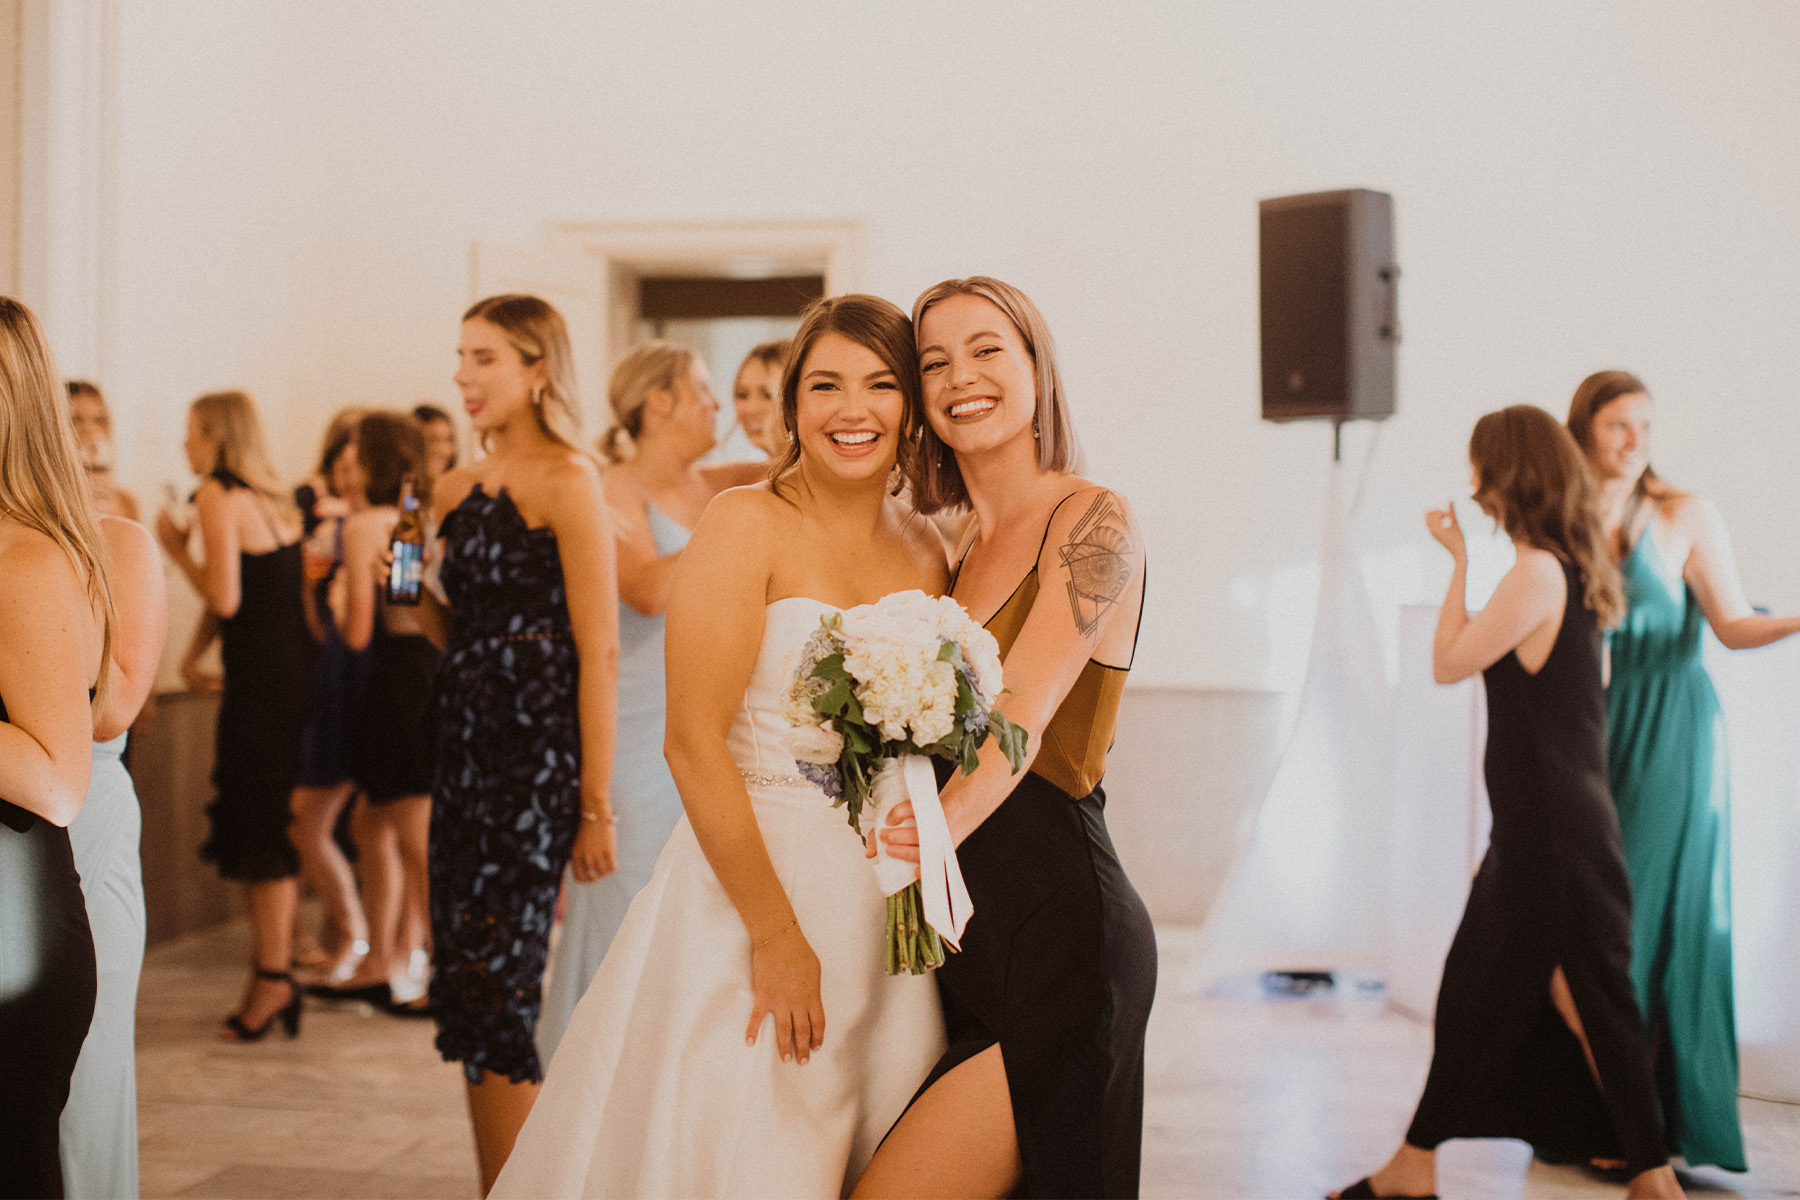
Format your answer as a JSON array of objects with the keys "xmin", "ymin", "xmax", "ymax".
[
  {"xmin": 1469, "ymin": 404, "xmax": 1624, "ymax": 628},
  {"xmin": 768, "ymin": 295, "xmax": 924, "ymax": 503}
]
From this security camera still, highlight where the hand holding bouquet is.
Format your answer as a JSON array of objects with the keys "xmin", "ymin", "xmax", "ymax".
[{"xmin": 785, "ymin": 590, "xmax": 1028, "ymax": 974}]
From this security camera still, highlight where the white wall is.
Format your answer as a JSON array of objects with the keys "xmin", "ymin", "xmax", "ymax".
[{"xmin": 95, "ymin": 0, "xmax": 1800, "ymax": 690}]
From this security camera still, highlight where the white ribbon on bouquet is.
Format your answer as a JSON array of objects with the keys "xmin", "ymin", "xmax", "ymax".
[{"xmin": 868, "ymin": 755, "xmax": 973, "ymax": 950}]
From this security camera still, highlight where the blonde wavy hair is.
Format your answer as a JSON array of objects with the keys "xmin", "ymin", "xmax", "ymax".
[
  {"xmin": 462, "ymin": 294, "xmax": 584, "ymax": 453},
  {"xmin": 190, "ymin": 390, "xmax": 288, "ymax": 500},
  {"xmin": 600, "ymin": 341, "xmax": 696, "ymax": 464},
  {"xmin": 0, "ymin": 298, "xmax": 115, "ymax": 705}
]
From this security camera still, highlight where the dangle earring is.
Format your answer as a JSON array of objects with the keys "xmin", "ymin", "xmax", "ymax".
[{"xmin": 1031, "ymin": 414, "xmax": 1041, "ymax": 440}]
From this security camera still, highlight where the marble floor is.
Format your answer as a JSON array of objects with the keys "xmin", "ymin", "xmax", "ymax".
[{"xmin": 137, "ymin": 923, "xmax": 1800, "ymax": 1198}]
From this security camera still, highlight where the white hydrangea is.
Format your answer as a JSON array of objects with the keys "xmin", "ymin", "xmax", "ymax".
[
  {"xmin": 931, "ymin": 596, "xmax": 1003, "ymax": 707},
  {"xmin": 837, "ymin": 589, "xmax": 999, "ymax": 747}
]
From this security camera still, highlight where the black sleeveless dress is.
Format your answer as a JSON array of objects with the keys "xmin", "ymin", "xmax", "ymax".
[
  {"xmin": 0, "ymin": 698, "xmax": 98, "ymax": 1199},
  {"xmin": 430, "ymin": 485, "xmax": 582, "ymax": 1084},
  {"xmin": 199, "ymin": 477, "xmax": 313, "ymax": 881},
  {"xmin": 1405, "ymin": 559, "xmax": 1667, "ymax": 1175},
  {"xmin": 912, "ymin": 506, "xmax": 1157, "ymax": 1199},
  {"xmin": 349, "ymin": 599, "xmax": 439, "ymax": 805}
]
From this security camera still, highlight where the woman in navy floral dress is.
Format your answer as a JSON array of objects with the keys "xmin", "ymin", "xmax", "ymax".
[{"xmin": 415, "ymin": 294, "xmax": 620, "ymax": 1194}]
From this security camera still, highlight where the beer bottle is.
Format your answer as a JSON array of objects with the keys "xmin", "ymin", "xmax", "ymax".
[{"xmin": 386, "ymin": 477, "xmax": 425, "ymax": 606}]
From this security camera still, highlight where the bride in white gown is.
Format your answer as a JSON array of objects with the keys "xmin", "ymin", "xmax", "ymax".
[{"xmin": 493, "ymin": 295, "xmax": 949, "ymax": 1200}]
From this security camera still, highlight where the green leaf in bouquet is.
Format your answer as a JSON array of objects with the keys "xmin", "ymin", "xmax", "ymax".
[
  {"xmin": 843, "ymin": 718, "xmax": 875, "ymax": 756},
  {"xmin": 811, "ymin": 653, "xmax": 853, "ymax": 717},
  {"xmin": 959, "ymin": 731, "xmax": 982, "ymax": 777},
  {"xmin": 991, "ymin": 711, "xmax": 1029, "ymax": 773}
]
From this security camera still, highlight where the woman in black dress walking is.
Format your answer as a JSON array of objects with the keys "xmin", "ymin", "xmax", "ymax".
[
  {"xmin": 1333, "ymin": 405, "xmax": 1681, "ymax": 1200},
  {"xmin": 0, "ymin": 296, "xmax": 115, "ymax": 1198},
  {"xmin": 157, "ymin": 390, "xmax": 314, "ymax": 1042},
  {"xmin": 861, "ymin": 277, "xmax": 1155, "ymax": 1200},
  {"xmin": 410, "ymin": 294, "xmax": 619, "ymax": 1195}
]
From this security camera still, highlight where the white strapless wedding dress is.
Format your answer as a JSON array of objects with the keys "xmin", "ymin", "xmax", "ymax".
[{"xmin": 492, "ymin": 599, "xmax": 946, "ymax": 1200}]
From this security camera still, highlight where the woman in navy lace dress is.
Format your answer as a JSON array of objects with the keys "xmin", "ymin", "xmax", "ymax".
[{"xmin": 413, "ymin": 294, "xmax": 620, "ymax": 1195}]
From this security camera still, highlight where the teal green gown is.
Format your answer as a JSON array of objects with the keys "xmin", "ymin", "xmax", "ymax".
[{"xmin": 1606, "ymin": 534, "xmax": 1745, "ymax": 1171}]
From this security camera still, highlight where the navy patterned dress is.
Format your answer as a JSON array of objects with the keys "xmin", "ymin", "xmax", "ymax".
[{"xmin": 430, "ymin": 484, "xmax": 582, "ymax": 1084}]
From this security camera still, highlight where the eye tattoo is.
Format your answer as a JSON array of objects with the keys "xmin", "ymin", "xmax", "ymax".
[{"xmin": 1058, "ymin": 493, "xmax": 1135, "ymax": 638}]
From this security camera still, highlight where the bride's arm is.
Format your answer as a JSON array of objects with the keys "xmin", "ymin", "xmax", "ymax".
[{"xmin": 664, "ymin": 487, "xmax": 824, "ymax": 1066}]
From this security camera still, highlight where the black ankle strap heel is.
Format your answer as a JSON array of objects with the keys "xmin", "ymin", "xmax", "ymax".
[{"xmin": 222, "ymin": 967, "xmax": 303, "ymax": 1042}]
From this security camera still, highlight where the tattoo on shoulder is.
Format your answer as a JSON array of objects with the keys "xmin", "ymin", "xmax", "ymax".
[{"xmin": 1057, "ymin": 493, "xmax": 1136, "ymax": 638}]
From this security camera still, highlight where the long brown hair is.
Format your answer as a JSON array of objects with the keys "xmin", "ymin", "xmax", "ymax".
[
  {"xmin": 462, "ymin": 294, "xmax": 584, "ymax": 453},
  {"xmin": 1469, "ymin": 404, "xmax": 1624, "ymax": 627},
  {"xmin": 768, "ymin": 295, "xmax": 924, "ymax": 504},
  {"xmin": 354, "ymin": 411, "xmax": 430, "ymax": 509},
  {"xmin": 910, "ymin": 276, "xmax": 1084, "ymax": 514},
  {"xmin": 0, "ymin": 298, "xmax": 115, "ymax": 705}
]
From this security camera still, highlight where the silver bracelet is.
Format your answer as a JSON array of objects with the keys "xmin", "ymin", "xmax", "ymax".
[{"xmin": 580, "ymin": 809, "xmax": 616, "ymax": 825}]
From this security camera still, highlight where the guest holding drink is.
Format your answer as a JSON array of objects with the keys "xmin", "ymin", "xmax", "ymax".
[
  {"xmin": 66, "ymin": 380, "xmax": 141, "ymax": 521},
  {"xmin": 1333, "ymin": 405, "xmax": 1679, "ymax": 1200},
  {"xmin": 318, "ymin": 411, "xmax": 439, "ymax": 1011},
  {"xmin": 411, "ymin": 295, "xmax": 619, "ymax": 1193},
  {"xmin": 862, "ymin": 277, "xmax": 1154, "ymax": 1199},
  {"xmin": 1567, "ymin": 371, "xmax": 1800, "ymax": 1172},
  {"xmin": 157, "ymin": 390, "xmax": 314, "ymax": 1042},
  {"xmin": 0, "ymin": 297, "xmax": 114, "ymax": 1198},
  {"xmin": 538, "ymin": 342, "xmax": 763, "ymax": 1061}
]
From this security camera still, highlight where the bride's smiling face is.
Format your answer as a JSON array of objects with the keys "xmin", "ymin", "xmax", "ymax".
[{"xmin": 793, "ymin": 332, "xmax": 905, "ymax": 487}]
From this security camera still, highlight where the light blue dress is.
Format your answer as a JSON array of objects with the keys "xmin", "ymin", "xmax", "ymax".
[
  {"xmin": 539, "ymin": 506, "xmax": 691, "ymax": 1064},
  {"xmin": 60, "ymin": 732, "xmax": 145, "ymax": 1199}
]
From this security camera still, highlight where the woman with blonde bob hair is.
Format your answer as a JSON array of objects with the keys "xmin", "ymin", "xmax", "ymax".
[
  {"xmin": 860, "ymin": 276, "xmax": 1153, "ymax": 1200},
  {"xmin": 157, "ymin": 389, "xmax": 314, "ymax": 1045},
  {"xmin": 0, "ymin": 295, "xmax": 114, "ymax": 1197},
  {"xmin": 1335, "ymin": 406, "xmax": 1681, "ymax": 1200}
]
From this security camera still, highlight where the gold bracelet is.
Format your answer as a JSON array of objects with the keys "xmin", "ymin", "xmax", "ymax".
[
  {"xmin": 580, "ymin": 809, "xmax": 616, "ymax": 825},
  {"xmin": 752, "ymin": 918, "xmax": 798, "ymax": 950}
]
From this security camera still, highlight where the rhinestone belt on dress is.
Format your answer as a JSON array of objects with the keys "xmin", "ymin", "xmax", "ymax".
[{"xmin": 739, "ymin": 768, "xmax": 814, "ymax": 789}]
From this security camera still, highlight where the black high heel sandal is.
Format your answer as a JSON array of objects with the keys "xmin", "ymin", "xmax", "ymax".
[
  {"xmin": 1333, "ymin": 1178, "xmax": 1437, "ymax": 1200},
  {"xmin": 222, "ymin": 966, "xmax": 303, "ymax": 1042}
]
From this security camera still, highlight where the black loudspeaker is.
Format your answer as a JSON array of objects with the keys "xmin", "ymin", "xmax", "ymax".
[{"xmin": 1259, "ymin": 188, "xmax": 1399, "ymax": 423}]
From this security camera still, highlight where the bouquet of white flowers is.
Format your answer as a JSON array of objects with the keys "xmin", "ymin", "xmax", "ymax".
[{"xmin": 784, "ymin": 590, "xmax": 1028, "ymax": 973}]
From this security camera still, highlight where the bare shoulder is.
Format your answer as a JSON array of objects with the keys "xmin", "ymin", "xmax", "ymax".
[
  {"xmin": 600, "ymin": 460, "xmax": 649, "ymax": 509},
  {"xmin": 0, "ymin": 523, "xmax": 85, "ymax": 615},
  {"xmin": 696, "ymin": 481, "xmax": 789, "ymax": 542},
  {"xmin": 432, "ymin": 465, "xmax": 479, "ymax": 521},
  {"xmin": 1041, "ymin": 481, "xmax": 1143, "ymax": 563},
  {"xmin": 99, "ymin": 513, "xmax": 157, "ymax": 567},
  {"xmin": 1509, "ymin": 545, "xmax": 1567, "ymax": 588},
  {"xmin": 343, "ymin": 506, "xmax": 393, "ymax": 547},
  {"xmin": 1659, "ymin": 491, "xmax": 1720, "ymax": 536},
  {"xmin": 890, "ymin": 498, "xmax": 952, "ymax": 584}
]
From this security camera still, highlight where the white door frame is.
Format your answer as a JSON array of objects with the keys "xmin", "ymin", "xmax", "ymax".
[{"xmin": 550, "ymin": 217, "xmax": 864, "ymax": 392}]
